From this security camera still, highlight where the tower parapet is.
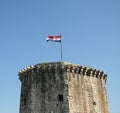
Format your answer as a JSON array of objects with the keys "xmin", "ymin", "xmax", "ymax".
[
  {"xmin": 19, "ymin": 62, "xmax": 109, "ymax": 113},
  {"xmin": 19, "ymin": 62, "xmax": 107, "ymax": 81}
]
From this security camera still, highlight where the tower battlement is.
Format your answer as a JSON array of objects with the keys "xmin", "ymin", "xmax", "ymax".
[{"xmin": 19, "ymin": 62, "xmax": 107, "ymax": 81}]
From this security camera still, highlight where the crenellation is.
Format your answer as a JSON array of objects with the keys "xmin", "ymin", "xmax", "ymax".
[{"xmin": 19, "ymin": 62, "xmax": 107, "ymax": 81}]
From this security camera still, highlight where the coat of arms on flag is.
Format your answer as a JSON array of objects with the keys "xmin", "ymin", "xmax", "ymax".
[{"xmin": 46, "ymin": 35, "xmax": 61, "ymax": 42}]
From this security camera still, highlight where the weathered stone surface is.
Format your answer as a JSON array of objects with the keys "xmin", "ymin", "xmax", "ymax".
[{"xmin": 19, "ymin": 62, "xmax": 109, "ymax": 113}]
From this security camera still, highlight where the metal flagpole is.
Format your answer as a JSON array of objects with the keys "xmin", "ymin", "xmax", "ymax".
[
  {"xmin": 60, "ymin": 41, "xmax": 62, "ymax": 61},
  {"xmin": 60, "ymin": 33, "xmax": 62, "ymax": 61}
]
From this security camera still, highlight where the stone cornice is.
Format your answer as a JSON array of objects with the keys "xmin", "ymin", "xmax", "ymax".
[{"xmin": 18, "ymin": 62, "xmax": 107, "ymax": 81}]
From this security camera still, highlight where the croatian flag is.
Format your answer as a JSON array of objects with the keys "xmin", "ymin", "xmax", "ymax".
[{"xmin": 46, "ymin": 35, "xmax": 61, "ymax": 42}]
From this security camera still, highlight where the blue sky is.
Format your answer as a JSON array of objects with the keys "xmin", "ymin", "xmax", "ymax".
[{"xmin": 0, "ymin": 0, "xmax": 120, "ymax": 113}]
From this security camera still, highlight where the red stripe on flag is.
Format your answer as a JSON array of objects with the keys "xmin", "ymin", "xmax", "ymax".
[
  {"xmin": 46, "ymin": 35, "xmax": 61, "ymax": 42},
  {"xmin": 47, "ymin": 35, "xmax": 61, "ymax": 39}
]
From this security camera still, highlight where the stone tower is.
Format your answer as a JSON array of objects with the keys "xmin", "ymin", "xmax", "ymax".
[{"xmin": 18, "ymin": 62, "xmax": 109, "ymax": 113}]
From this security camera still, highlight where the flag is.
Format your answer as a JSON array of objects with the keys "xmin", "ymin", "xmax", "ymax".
[{"xmin": 46, "ymin": 35, "xmax": 61, "ymax": 42}]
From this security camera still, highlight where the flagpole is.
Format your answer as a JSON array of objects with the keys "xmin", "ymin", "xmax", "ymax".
[
  {"xmin": 60, "ymin": 33, "xmax": 62, "ymax": 61},
  {"xmin": 60, "ymin": 41, "xmax": 62, "ymax": 61},
  {"xmin": 47, "ymin": 34, "xmax": 62, "ymax": 61}
]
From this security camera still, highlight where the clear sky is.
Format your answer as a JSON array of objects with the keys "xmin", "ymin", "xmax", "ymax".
[{"xmin": 0, "ymin": 0, "xmax": 120, "ymax": 113}]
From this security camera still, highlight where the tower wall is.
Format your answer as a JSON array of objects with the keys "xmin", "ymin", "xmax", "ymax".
[{"xmin": 19, "ymin": 62, "xmax": 109, "ymax": 113}]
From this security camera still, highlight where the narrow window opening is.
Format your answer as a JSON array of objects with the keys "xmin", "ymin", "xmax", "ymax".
[
  {"xmin": 24, "ymin": 98, "xmax": 27, "ymax": 105},
  {"xmin": 58, "ymin": 94, "xmax": 63, "ymax": 101},
  {"xmin": 93, "ymin": 101, "xmax": 96, "ymax": 105}
]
